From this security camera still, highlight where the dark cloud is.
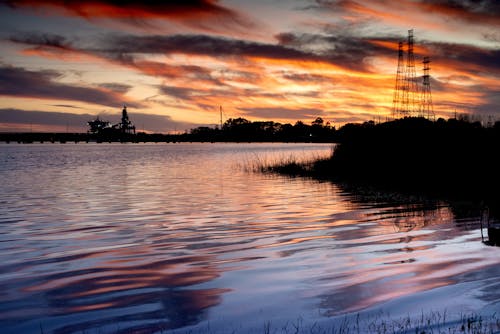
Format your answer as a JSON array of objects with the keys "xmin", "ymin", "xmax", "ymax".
[
  {"xmin": 0, "ymin": 108, "xmax": 93, "ymax": 128},
  {"xmin": 275, "ymin": 32, "xmax": 322, "ymax": 47},
  {"xmin": 430, "ymin": 0, "xmax": 500, "ymax": 13},
  {"xmin": 8, "ymin": 32, "xmax": 97, "ymax": 61},
  {"xmin": 95, "ymin": 33, "xmax": 402, "ymax": 73},
  {"xmin": 159, "ymin": 86, "xmax": 198, "ymax": 102},
  {"xmin": 98, "ymin": 83, "xmax": 132, "ymax": 93},
  {"xmin": 1, "ymin": 0, "xmax": 236, "ymax": 18},
  {"xmin": 425, "ymin": 41, "xmax": 500, "ymax": 74},
  {"xmin": 9, "ymin": 32, "xmax": 71, "ymax": 50},
  {"xmin": 51, "ymin": 104, "xmax": 82, "ymax": 109},
  {"xmin": 470, "ymin": 86, "xmax": 500, "ymax": 117},
  {"xmin": 9, "ymin": 31, "xmax": 340, "ymax": 73},
  {"xmin": 4, "ymin": 30, "xmax": 408, "ymax": 74},
  {"xmin": 101, "ymin": 34, "xmax": 319, "ymax": 62},
  {"xmin": 420, "ymin": 0, "xmax": 500, "ymax": 22},
  {"xmin": 238, "ymin": 107, "xmax": 325, "ymax": 120},
  {"xmin": 482, "ymin": 32, "xmax": 500, "ymax": 43},
  {"xmin": 8, "ymin": 33, "xmax": 231, "ymax": 84},
  {"xmin": 0, "ymin": 65, "xmax": 137, "ymax": 107},
  {"xmin": 0, "ymin": 0, "xmax": 253, "ymax": 31},
  {"xmin": 131, "ymin": 61, "xmax": 225, "ymax": 86},
  {"xmin": 0, "ymin": 108, "xmax": 195, "ymax": 133},
  {"xmin": 133, "ymin": 62, "xmax": 211, "ymax": 79},
  {"xmin": 313, "ymin": 0, "xmax": 500, "ymax": 23},
  {"xmin": 281, "ymin": 72, "xmax": 331, "ymax": 83},
  {"xmin": 277, "ymin": 32, "xmax": 397, "ymax": 72},
  {"xmin": 277, "ymin": 30, "xmax": 500, "ymax": 75}
]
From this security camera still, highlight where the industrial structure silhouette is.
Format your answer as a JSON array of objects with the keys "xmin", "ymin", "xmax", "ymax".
[{"xmin": 392, "ymin": 29, "xmax": 434, "ymax": 120}]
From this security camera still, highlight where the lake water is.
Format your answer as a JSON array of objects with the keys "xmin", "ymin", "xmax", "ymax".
[{"xmin": 1, "ymin": 143, "xmax": 499, "ymax": 334}]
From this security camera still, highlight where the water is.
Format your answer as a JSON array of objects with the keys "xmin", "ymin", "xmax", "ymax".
[{"xmin": 0, "ymin": 143, "xmax": 499, "ymax": 334}]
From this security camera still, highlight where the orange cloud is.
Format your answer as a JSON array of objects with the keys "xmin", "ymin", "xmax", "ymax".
[{"xmin": 4, "ymin": 0, "xmax": 235, "ymax": 19}]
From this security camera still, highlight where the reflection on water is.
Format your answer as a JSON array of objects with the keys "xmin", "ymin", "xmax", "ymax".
[{"xmin": 0, "ymin": 143, "xmax": 498, "ymax": 333}]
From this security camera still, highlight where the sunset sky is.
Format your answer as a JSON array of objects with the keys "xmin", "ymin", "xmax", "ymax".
[{"xmin": 0, "ymin": 0, "xmax": 499, "ymax": 133}]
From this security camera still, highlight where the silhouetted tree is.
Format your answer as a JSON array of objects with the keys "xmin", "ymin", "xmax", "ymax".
[{"xmin": 312, "ymin": 117, "xmax": 324, "ymax": 126}]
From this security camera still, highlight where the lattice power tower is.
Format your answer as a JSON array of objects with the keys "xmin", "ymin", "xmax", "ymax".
[
  {"xmin": 392, "ymin": 29, "xmax": 434, "ymax": 119},
  {"xmin": 421, "ymin": 56, "xmax": 434, "ymax": 119},
  {"xmin": 392, "ymin": 42, "xmax": 405, "ymax": 117}
]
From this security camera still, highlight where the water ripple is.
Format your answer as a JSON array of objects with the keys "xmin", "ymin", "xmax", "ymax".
[{"xmin": 0, "ymin": 143, "xmax": 498, "ymax": 333}]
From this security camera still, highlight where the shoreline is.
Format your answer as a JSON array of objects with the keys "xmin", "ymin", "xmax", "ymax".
[{"xmin": 265, "ymin": 117, "xmax": 500, "ymax": 206}]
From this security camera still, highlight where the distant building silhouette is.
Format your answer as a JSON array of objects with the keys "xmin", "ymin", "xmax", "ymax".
[
  {"xmin": 118, "ymin": 105, "xmax": 135, "ymax": 134},
  {"xmin": 87, "ymin": 116, "xmax": 111, "ymax": 134},
  {"xmin": 87, "ymin": 105, "xmax": 136, "ymax": 135}
]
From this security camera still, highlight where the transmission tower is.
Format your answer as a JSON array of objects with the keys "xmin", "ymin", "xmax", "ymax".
[
  {"xmin": 421, "ymin": 56, "xmax": 434, "ymax": 119},
  {"xmin": 392, "ymin": 41, "xmax": 405, "ymax": 119},
  {"xmin": 403, "ymin": 29, "xmax": 419, "ymax": 116}
]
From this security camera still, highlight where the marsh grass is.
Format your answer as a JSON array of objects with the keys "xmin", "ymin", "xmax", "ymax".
[
  {"xmin": 160, "ymin": 312, "xmax": 500, "ymax": 334},
  {"xmin": 36, "ymin": 312, "xmax": 500, "ymax": 334},
  {"xmin": 241, "ymin": 149, "xmax": 334, "ymax": 177}
]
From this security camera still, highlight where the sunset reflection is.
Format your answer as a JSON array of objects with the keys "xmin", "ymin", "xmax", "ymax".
[{"xmin": 1, "ymin": 143, "xmax": 498, "ymax": 333}]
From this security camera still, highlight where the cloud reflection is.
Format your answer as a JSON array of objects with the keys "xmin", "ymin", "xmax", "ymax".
[{"xmin": 313, "ymin": 185, "xmax": 497, "ymax": 316}]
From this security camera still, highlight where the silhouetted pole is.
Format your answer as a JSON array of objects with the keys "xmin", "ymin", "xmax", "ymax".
[
  {"xmin": 403, "ymin": 29, "xmax": 419, "ymax": 116},
  {"xmin": 392, "ymin": 41, "xmax": 405, "ymax": 119},
  {"xmin": 421, "ymin": 56, "xmax": 434, "ymax": 120},
  {"xmin": 220, "ymin": 105, "xmax": 223, "ymax": 130}
]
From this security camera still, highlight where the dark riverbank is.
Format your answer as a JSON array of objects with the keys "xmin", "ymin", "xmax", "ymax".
[{"xmin": 268, "ymin": 117, "xmax": 500, "ymax": 205}]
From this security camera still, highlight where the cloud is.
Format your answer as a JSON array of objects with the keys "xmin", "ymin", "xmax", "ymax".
[
  {"xmin": 312, "ymin": 0, "xmax": 500, "ymax": 26},
  {"xmin": 159, "ymin": 86, "xmax": 199, "ymax": 102},
  {"xmin": 0, "ymin": 65, "xmax": 138, "ymax": 107},
  {"xmin": 8, "ymin": 32, "xmax": 108, "ymax": 63},
  {"xmin": 426, "ymin": 41, "xmax": 500, "ymax": 74},
  {"xmin": 0, "ymin": 108, "xmax": 195, "ymax": 133},
  {"xmin": 131, "ymin": 61, "xmax": 226, "ymax": 87},
  {"xmin": 51, "ymin": 104, "xmax": 82, "ymax": 109},
  {"xmin": 1, "ymin": 0, "xmax": 253, "ymax": 31},
  {"xmin": 306, "ymin": 0, "xmax": 500, "ymax": 48},
  {"xmin": 482, "ymin": 31, "xmax": 500, "ymax": 43},
  {"xmin": 1, "ymin": 0, "xmax": 226, "ymax": 16},
  {"xmin": 132, "ymin": 61, "xmax": 211, "ymax": 79},
  {"xmin": 101, "ymin": 34, "xmax": 321, "ymax": 63},
  {"xmin": 277, "ymin": 32, "xmax": 398, "ymax": 72},
  {"xmin": 470, "ymin": 86, "xmax": 500, "ymax": 117},
  {"xmin": 9, "ymin": 32, "xmax": 71, "ymax": 50},
  {"xmin": 7, "ymin": 30, "xmax": 399, "ymax": 75},
  {"xmin": 238, "ymin": 107, "xmax": 325, "ymax": 120},
  {"xmin": 418, "ymin": 0, "xmax": 500, "ymax": 25},
  {"xmin": 280, "ymin": 72, "xmax": 331, "ymax": 83},
  {"xmin": 4, "ymin": 11, "xmax": 499, "ymax": 124},
  {"xmin": 97, "ymin": 83, "xmax": 132, "ymax": 94},
  {"xmin": 93, "ymin": 33, "xmax": 402, "ymax": 74}
]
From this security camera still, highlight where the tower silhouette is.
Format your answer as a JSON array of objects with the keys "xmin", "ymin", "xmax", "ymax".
[
  {"xmin": 392, "ymin": 42, "xmax": 405, "ymax": 119},
  {"xmin": 392, "ymin": 29, "xmax": 434, "ymax": 120},
  {"xmin": 421, "ymin": 56, "xmax": 434, "ymax": 119},
  {"xmin": 120, "ymin": 105, "xmax": 136, "ymax": 134},
  {"xmin": 403, "ymin": 29, "xmax": 419, "ymax": 116}
]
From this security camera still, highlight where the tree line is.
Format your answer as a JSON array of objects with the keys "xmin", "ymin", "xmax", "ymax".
[{"xmin": 188, "ymin": 117, "xmax": 336, "ymax": 142}]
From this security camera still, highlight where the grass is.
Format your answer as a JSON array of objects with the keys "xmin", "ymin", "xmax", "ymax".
[
  {"xmin": 36, "ymin": 308, "xmax": 500, "ymax": 333},
  {"xmin": 254, "ymin": 118, "xmax": 500, "ymax": 205},
  {"xmin": 241, "ymin": 151, "xmax": 333, "ymax": 176},
  {"xmin": 161, "ymin": 312, "xmax": 500, "ymax": 334}
]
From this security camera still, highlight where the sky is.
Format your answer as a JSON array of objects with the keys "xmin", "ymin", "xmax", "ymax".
[{"xmin": 0, "ymin": 0, "xmax": 499, "ymax": 133}]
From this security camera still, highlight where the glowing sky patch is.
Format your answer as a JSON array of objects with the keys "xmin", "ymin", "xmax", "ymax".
[{"xmin": 0, "ymin": 0, "xmax": 498, "ymax": 132}]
